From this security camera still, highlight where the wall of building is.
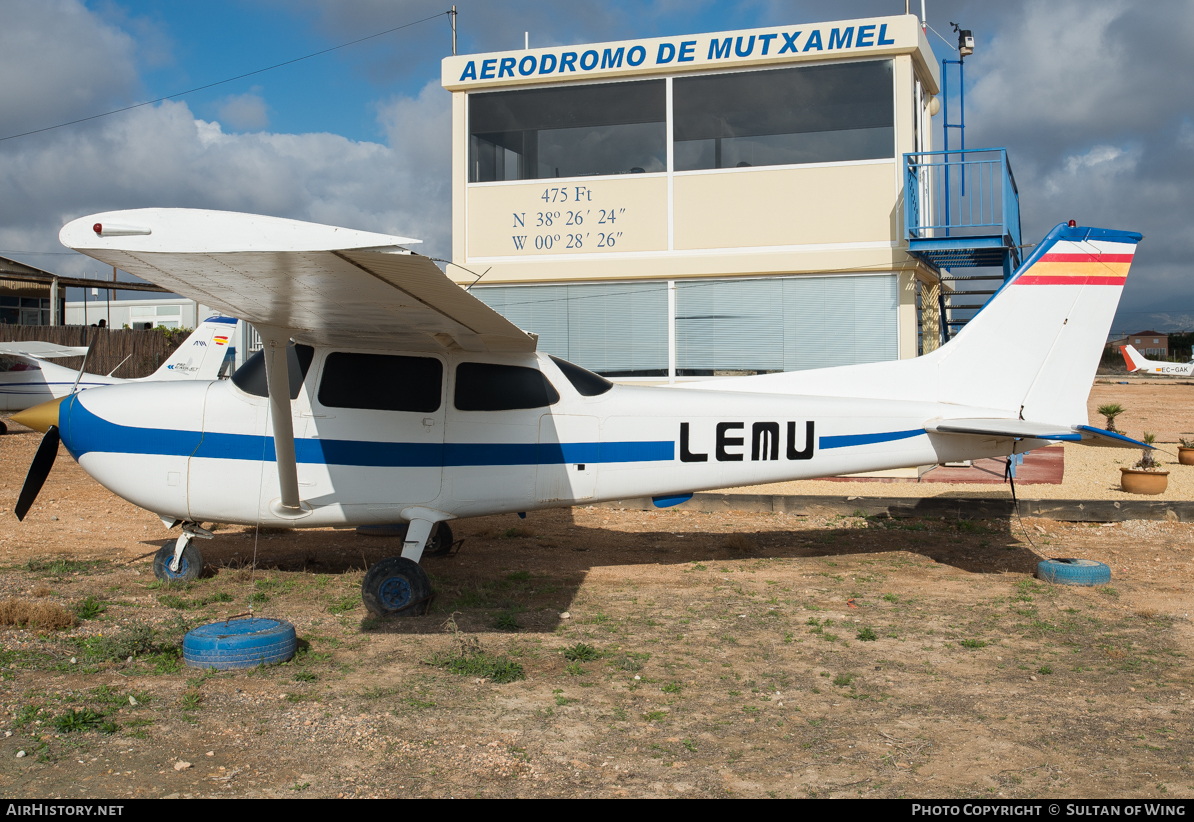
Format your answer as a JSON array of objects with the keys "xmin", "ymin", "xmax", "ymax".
[
  {"xmin": 445, "ymin": 14, "xmax": 943, "ymax": 374},
  {"xmin": 64, "ymin": 298, "xmax": 216, "ymax": 329}
]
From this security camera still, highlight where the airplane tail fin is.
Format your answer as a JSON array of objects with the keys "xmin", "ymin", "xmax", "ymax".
[
  {"xmin": 694, "ymin": 223, "xmax": 1142, "ymax": 427},
  {"xmin": 148, "ymin": 317, "xmax": 239, "ymax": 381},
  {"xmin": 1121, "ymin": 344, "xmax": 1145, "ymax": 372},
  {"xmin": 933, "ymin": 223, "xmax": 1142, "ymax": 424}
]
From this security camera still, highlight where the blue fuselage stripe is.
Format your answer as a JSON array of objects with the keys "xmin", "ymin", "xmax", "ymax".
[
  {"xmin": 819, "ymin": 429, "xmax": 924, "ymax": 449},
  {"xmin": 61, "ymin": 401, "xmax": 673, "ymax": 467}
]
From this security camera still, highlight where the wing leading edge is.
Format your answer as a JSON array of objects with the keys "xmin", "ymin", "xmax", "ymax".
[{"xmin": 60, "ymin": 208, "xmax": 536, "ymax": 354}]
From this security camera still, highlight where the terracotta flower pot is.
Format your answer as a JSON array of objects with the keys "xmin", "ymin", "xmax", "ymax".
[
  {"xmin": 1179, "ymin": 447, "xmax": 1194, "ymax": 466},
  {"xmin": 1120, "ymin": 468, "xmax": 1169, "ymax": 495}
]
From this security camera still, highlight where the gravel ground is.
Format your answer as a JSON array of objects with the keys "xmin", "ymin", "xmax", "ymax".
[{"xmin": 722, "ymin": 381, "xmax": 1194, "ymax": 501}]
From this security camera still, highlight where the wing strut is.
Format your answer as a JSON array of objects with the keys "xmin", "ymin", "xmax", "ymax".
[{"xmin": 259, "ymin": 325, "xmax": 308, "ymax": 518}]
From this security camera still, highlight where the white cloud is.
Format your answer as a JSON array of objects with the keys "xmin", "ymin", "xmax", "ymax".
[
  {"xmin": 1063, "ymin": 145, "xmax": 1126, "ymax": 174},
  {"xmin": 216, "ymin": 89, "xmax": 271, "ymax": 132},
  {"xmin": 0, "ymin": 0, "xmax": 140, "ymax": 137},
  {"xmin": 0, "ymin": 86, "xmax": 453, "ymax": 279}
]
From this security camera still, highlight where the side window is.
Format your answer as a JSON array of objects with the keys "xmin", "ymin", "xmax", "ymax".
[
  {"xmin": 454, "ymin": 362, "xmax": 560, "ymax": 411},
  {"xmin": 318, "ymin": 353, "xmax": 442, "ymax": 413},
  {"xmin": 230, "ymin": 342, "xmax": 315, "ymax": 400},
  {"xmin": 0, "ymin": 356, "xmax": 40, "ymax": 373},
  {"xmin": 549, "ymin": 356, "xmax": 613, "ymax": 397}
]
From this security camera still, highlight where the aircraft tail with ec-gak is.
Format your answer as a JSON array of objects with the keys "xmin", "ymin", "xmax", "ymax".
[{"xmin": 1119, "ymin": 344, "xmax": 1194, "ymax": 376}]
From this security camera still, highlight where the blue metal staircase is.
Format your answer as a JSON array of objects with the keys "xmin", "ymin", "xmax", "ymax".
[
  {"xmin": 904, "ymin": 148, "xmax": 1023, "ymax": 339},
  {"xmin": 904, "ymin": 147, "xmax": 1022, "ymax": 277}
]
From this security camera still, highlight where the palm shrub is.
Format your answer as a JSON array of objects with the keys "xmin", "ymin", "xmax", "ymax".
[
  {"xmin": 1135, "ymin": 432, "xmax": 1159, "ymax": 471},
  {"xmin": 1097, "ymin": 403, "xmax": 1125, "ymax": 432}
]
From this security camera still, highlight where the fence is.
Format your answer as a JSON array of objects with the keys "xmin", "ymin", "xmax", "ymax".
[{"xmin": 0, "ymin": 326, "xmax": 187, "ymax": 379}]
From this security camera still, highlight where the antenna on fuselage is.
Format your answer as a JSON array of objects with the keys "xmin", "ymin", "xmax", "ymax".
[{"xmin": 70, "ymin": 327, "xmax": 100, "ymax": 394}]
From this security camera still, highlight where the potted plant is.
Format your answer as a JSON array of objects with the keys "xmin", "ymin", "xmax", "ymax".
[
  {"xmin": 1121, "ymin": 432, "xmax": 1168, "ymax": 494},
  {"xmin": 1097, "ymin": 403, "xmax": 1125, "ymax": 432},
  {"xmin": 1180, "ymin": 437, "xmax": 1194, "ymax": 466}
]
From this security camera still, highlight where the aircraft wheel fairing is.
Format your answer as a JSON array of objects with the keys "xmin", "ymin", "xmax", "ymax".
[
  {"xmin": 183, "ymin": 618, "xmax": 297, "ymax": 669},
  {"xmin": 1037, "ymin": 558, "xmax": 1111, "ymax": 586},
  {"xmin": 362, "ymin": 557, "xmax": 432, "ymax": 617},
  {"xmin": 152, "ymin": 542, "xmax": 202, "ymax": 582}
]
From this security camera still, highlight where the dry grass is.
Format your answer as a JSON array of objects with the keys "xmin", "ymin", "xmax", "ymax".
[
  {"xmin": 32, "ymin": 583, "xmax": 52, "ymax": 598},
  {"xmin": 488, "ymin": 526, "xmax": 535, "ymax": 540},
  {"xmin": 217, "ymin": 556, "xmax": 260, "ymax": 582},
  {"xmin": 0, "ymin": 598, "xmax": 75, "ymax": 629}
]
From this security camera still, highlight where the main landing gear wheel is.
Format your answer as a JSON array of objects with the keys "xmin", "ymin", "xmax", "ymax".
[
  {"xmin": 0, "ymin": 419, "xmax": 7, "ymax": 435},
  {"xmin": 361, "ymin": 557, "xmax": 432, "ymax": 618},
  {"xmin": 153, "ymin": 542, "xmax": 203, "ymax": 582},
  {"xmin": 424, "ymin": 522, "xmax": 454, "ymax": 558}
]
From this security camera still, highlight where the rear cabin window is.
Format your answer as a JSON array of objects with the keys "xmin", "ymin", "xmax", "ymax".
[
  {"xmin": 231, "ymin": 342, "xmax": 315, "ymax": 400},
  {"xmin": 454, "ymin": 362, "xmax": 560, "ymax": 411},
  {"xmin": 0, "ymin": 356, "xmax": 41, "ymax": 373},
  {"xmin": 318, "ymin": 353, "xmax": 443, "ymax": 413}
]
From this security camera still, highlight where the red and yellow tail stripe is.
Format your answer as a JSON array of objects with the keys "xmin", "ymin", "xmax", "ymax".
[{"xmin": 1017, "ymin": 252, "xmax": 1133, "ymax": 286}]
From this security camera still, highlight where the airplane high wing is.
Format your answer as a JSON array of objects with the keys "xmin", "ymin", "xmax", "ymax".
[
  {"xmin": 0, "ymin": 342, "xmax": 91, "ymax": 359},
  {"xmin": 59, "ymin": 209, "xmax": 536, "ymax": 354}
]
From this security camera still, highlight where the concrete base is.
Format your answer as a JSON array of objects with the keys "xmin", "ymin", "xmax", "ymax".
[{"xmin": 598, "ymin": 493, "xmax": 1194, "ymax": 523}]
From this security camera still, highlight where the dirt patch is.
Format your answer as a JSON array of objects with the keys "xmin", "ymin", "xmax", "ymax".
[{"xmin": 0, "ymin": 426, "xmax": 1192, "ymax": 798}]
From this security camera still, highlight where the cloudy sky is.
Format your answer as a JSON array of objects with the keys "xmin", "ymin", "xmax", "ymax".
[{"xmin": 2, "ymin": 0, "xmax": 1191, "ymax": 332}]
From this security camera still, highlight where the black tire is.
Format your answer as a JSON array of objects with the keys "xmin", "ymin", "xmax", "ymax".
[
  {"xmin": 152, "ymin": 542, "xmax": 203, "ymax": 582},
  {"xmin": 1037, "ymin": 558, "xmax": 1111, "ymax": 586},
  {"xmin": 0, "ymin": 419, "xmax": 7, "ymax": 435},
  {"xmin": 361, "ymin": 556, "xmax": 432, "ymax": 617},
  {"xmin": 424, "ymin": 522, "xmax": 454, "ymax": 557}
]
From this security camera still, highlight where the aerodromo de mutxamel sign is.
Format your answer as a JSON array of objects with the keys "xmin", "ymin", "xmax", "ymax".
[{"xmin": 442, "ymin": 13, "xmax": 939, "ymax": 93}]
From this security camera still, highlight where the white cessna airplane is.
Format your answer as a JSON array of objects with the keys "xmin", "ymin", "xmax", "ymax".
[
  {"xmin": 13, "ymin": 208, "xmax": 1144, "ymax": 618},
  {"xmin": 1119, "ymin": 344, "xmax": 1194, "ymax": 376},
  {"xmin": 0, "ymin": 315, "xmax": 241, "ymax": 422}
]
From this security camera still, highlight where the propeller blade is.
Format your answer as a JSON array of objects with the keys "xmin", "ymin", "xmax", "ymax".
[{"xmin": 15, "ymin": 425, "xmax": 60, "ymax": 522}]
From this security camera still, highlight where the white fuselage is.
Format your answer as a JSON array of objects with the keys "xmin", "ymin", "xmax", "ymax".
[
  {"xmin": 59, "ymin": 347, "xmax": 1027, "ymax": 528},
  {"xmin": 0, "ymin": 358, "xmax": 119, "ymax": 412}
]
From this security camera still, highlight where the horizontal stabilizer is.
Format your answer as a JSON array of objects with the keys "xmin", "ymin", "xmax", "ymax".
[
  {"xmin": 927, "ymin": 419, "xmax": 1151, "ymax": 449},
  {"xmin": 0, "ymin": 342, "xmax": 90, "ymax": 359}
]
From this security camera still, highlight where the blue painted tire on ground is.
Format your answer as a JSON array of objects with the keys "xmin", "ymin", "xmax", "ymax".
[
  {"xmin": 183, "ymin": 618, "xmax": 297, "ymax": 670},
  {"xmin": 1037, "ymin": 558, "xmax": 1111, "ymax": 586},
  {"xmin": 153, "ymin": 543, "xmax": 203, "ymax": 583}
]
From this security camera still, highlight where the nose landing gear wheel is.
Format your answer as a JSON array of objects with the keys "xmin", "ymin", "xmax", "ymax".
[
  {"xmin": 361, "ymin": 557, "xmax": 432, "ymax": 617},
  {"xmin": 152, "ymin": 542, "xmax": 203, "ymax": 582}
]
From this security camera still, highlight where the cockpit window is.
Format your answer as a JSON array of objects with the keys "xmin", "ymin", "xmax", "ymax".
[
  {"xmin": 549, "ymin": 355, "xmax": 613, "ymax": 396},
  {"xmin": 318, "ymin": 352, "xmax": 442, "ymax": 412},
  {"xmin": 454, "ymin": 362, "xmax": 560, "ymax": 411},
  {"xmin": 230, "ymin": 342, "xmax": 315, "ymax": 399},
  {"xmin": 0, "ymin": 355, "xmax": 41, "ymax": 373}
]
